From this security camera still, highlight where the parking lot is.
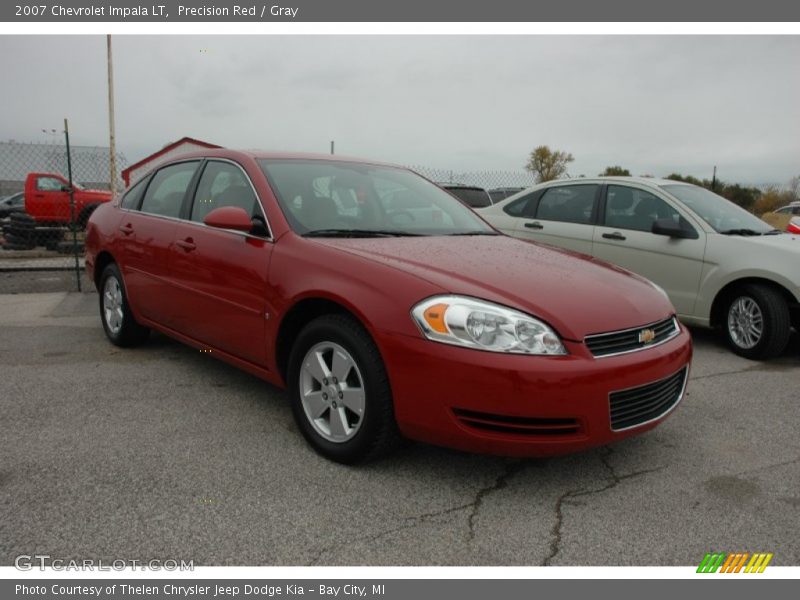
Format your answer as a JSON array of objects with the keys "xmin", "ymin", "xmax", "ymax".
[{"xmin": 0, "ymin": 291, "xmax": 798, "ymax": 566}]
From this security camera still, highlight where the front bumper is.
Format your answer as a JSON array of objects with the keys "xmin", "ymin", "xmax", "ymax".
[{"xmin": 378, "ymin": 321, "xmax": 692, "ymax": 456}]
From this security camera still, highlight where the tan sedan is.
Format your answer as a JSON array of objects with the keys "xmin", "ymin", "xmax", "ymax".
[{"xmin": 480, "ymin": 177, "xmax": 800, "ymax": 359}]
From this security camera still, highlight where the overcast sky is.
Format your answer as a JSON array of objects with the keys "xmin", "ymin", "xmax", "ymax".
[{"xmin": 1, "ymin": 35, "xmax": 798, "ymax": 184}]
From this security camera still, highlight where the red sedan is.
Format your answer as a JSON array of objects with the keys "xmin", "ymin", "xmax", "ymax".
[{"xmin": 85, "ymin": 151, "xmax": 692, "ymax": 463}]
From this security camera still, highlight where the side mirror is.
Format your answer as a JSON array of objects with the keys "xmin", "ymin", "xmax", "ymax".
[
  {"xmin": 203, "ymin": 206, "xmax": 253, "ymax": 233},
  {"xmin": 60, "ymin": 184, "xmax": 72, "ymax": 192},
  {"xmin": 652, "ymin": 218, "xmax": 698, "ymax": 239}
]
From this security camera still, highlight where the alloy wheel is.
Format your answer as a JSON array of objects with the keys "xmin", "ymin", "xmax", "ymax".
[
  {"xmin": 727, "ymin": 296, "xmax": 763, "ymax": 350},
  {"xmin": 103, "ymin": 275, "xmax": 124, "ymax": 335},
  {"xmin": 299, "ymin": 341, "xmax": 366, "ymax": 443}
]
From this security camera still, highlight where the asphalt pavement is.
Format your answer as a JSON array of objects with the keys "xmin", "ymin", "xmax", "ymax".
[{"xmin": 0, "ymin": 292, "xmax": 798, "ymax": 566}]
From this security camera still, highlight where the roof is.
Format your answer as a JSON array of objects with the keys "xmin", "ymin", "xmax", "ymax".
[
  {"xmin": 121, "ymin": 137, "xmax": 222, "ymax": 179},
  {"xmin": 558, "ymin": 176, "xmax": 684, "ymax": 187}
]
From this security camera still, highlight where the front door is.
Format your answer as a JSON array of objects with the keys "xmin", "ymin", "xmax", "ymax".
[
  {"xmin": 592, "ymin": 184, "xmax": 706, "ymax": 317},
  {"xmin": 168, "ymin": 160, "xmax": 272, "ymax": 366}
]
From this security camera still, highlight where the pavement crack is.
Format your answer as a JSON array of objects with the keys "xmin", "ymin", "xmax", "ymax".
[
  {"xmin": 307, "ymin": 459, "xmax": 528, "ymax": 564},
  {"xmin": 543, "ymin": 449, "xmax": 665, "ymax": 566},
  {"xmin": 466, "ymin": 459, "xmax": 527, "ymax": 543}
]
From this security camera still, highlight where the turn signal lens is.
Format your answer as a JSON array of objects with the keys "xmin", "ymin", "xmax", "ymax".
[
  {"xmin": 422, "ymin": 303, "xmax": 449, "ymax": 334},
  {"xmin": 411, "ymin": 295, "xmax": 567, "ymax": 355}
]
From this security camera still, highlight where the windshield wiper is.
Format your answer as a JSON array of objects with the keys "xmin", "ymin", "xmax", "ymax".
[
  {"xmin": 764, "ymin": 229, "xmax": 784, "ymax": 235},
  {"xmin": 303, "ymin": 228, "xmax": 422, "ymax": 238},
  {"xmin": 719, "ymin": 228, "xmax": 766, "ymax": 236}
]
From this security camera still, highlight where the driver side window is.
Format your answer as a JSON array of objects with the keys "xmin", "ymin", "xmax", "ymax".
[
  {"xmin": 190, "ymin": 161, "xmax": 258, "ymax": 223},
  {"xmin": 36, "ymin": 176, "xmax": 64, "ymax": 191},
  {"xmin": 605, "ymin": 186, "xmax": 681, "ymax": 233}
]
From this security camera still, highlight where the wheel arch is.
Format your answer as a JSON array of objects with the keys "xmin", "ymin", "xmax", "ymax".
[
  {"xmin": 274, "ymin": 295, "xmax": 376, "ymax": 385},
  {"xmin": 709, "ymin": 276, "xmax": 797, "ymax": 329},
  {"xmin": 92, "ymin": 250, "xmax": 118, "ymax": 290}
]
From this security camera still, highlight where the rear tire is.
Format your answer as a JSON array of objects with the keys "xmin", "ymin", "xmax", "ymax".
[
  {"xmin": 287, "ymin": 314, "xmax": 400, "ymax": 464},
  {"xmin": 99, "ymin": 263, "xmax": 150, "ymax": 347},
  {"xmin": 723, "ymin": 283, "xmax": 791, "ymax": 360}
]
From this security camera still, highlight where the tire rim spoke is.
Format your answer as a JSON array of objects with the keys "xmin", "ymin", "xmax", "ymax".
[
  {"xmin": 304, "ymin": 390, "xmax": 328, "ymax": 420},
  {"xmin": 339, "ymin": 388, "xmax": 365, "ymax": 415}
]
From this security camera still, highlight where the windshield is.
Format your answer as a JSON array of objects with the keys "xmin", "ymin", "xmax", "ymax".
[
  {"xmin": 661, "ymin": 184, "xmax": 773, "ymax": 234},
  {"xmin": 259, "ymin": 160, "xmax": 495, "ymax": 237}
]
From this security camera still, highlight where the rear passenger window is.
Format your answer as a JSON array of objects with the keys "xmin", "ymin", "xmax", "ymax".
[
  {"xmin": 120, "ymin": 177, "xmax": 147, "ymax": 210},
  {"xmin": 605, "ymin": 185, "xmax": 681, "ymax": 233},
  {"xmin": 190, "ymin": 161, "xmax": 259, "ymax": 223},
  {"xmin": 140, "ymin": 161, "xmax": 199, "ymax": 219},
  {"xmin": 535, "ymin": 185, "xmax": 597, "ymax": 224},
  {"xmin": 503, "ymin": 191, "xmax": 539, "ymax": 217}
]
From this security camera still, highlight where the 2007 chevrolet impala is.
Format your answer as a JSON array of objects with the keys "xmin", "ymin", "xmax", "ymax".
[{"xmin": 85, "ymin": 151, "xmax": 692, "ymax": 463}]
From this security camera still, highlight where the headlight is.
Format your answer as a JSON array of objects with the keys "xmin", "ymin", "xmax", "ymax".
[{"xmin": 411, "ymin": 295, "xmax": 567, "ymax": 355}]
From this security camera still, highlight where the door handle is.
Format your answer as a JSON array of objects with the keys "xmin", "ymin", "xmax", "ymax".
[
  {"xmin": 176, "ymin": 238, "xmax": 196, "ymax": 252},
  {"xmin": 602, "ymin": 232, "xmax": 627, "ymax": 241},
  {"xmin": 118, "ymin": 224, "xmax": 134, "ymax": 235},
  {"xmin": 524, "ymin": 221, "xmax": 544, "ymax": 230}
]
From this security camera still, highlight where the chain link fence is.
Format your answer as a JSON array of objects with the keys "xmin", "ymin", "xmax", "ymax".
[
  {"xmin": 0, "ymin": 141, "xmax": 128, "ymax": 294},
  {"xmin": 409, "ymin": 165, "xmax": 538, "ymax": 191}
]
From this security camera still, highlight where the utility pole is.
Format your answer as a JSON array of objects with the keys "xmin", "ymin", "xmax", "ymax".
[
  {"xmin": 107, "ymin": 34, "xmax": 117, "ymax": 196},
  {"xmin": 711, "ymin": 165, "xmax": 717, "ymax": 192}
]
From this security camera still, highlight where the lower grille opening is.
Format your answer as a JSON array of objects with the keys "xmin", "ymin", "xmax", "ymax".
[
  {"xmin": 453, "ymin": 408, "xmax": 581, "ymax": 436},
  {"xmin": 609, "ymin": 367, "xmax": 687, "ymax": 431}
]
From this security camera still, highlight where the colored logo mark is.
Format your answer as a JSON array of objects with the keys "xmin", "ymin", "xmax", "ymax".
[{"xmin": 697, "ymin": 552, "xmax": 773, "ymax": 573}]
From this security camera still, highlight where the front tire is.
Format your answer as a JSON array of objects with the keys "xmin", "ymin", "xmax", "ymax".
[
  {"xmin": 723, "ymin": 283, "xmax": 791, "ymax": 360},
  {"xmin": 99, "ymin": 263, "xmax": 150, "ymax": 347},
  {"xmin": 287, "ymin": 314, "xmax": 400, "ymax": 464}
]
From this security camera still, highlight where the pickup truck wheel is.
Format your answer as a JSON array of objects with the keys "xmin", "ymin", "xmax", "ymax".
[
  {"xmin": 287, "ymin": 314, "xmax": 400, "ymax": 464},
  {"xmin": 724, "ymin": 283, "xmax": 791, "ymax": 360},
  {"xmin": 99, "ymin": 264, "xmax": 150, "ymax": 347}
]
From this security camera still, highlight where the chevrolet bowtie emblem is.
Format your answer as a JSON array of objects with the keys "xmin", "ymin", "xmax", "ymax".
[{"xmin": 639, "ymin": 328, "xmax": 656, "ymax": 344}]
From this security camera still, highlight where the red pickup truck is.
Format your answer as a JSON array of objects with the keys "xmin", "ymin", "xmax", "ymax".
[{"xmin": 24, "ymin": 172, "xmax": 113, "ymax": 227}]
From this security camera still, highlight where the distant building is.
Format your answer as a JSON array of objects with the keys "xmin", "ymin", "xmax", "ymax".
[
  {"xmin": 0, "ymin": 141, "xmax": 126, "ymax": 196},
  {"xmin": 122, "ymin": 137, "xmax": 221, "ymax": 186}
]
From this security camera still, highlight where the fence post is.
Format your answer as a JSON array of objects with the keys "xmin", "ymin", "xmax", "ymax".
[{"xmin": 63, "ymin": 118, "xmax": 82, "ymax": 292}]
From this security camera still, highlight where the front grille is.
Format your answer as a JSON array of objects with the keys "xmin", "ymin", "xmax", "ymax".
[
  {"xmin": 609, "ymin": 367, "xmax": 687, "ymax": 431},
  {"xmin": 453, "ymin": 408, "xmax": 580, "ymax": 436},
  {"xmin": 585, "ymin": 316, "xmax": 678, "ymax": 357}
]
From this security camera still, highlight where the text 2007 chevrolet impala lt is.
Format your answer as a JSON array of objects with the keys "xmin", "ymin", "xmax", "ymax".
[{"xmin": 85, "ymin": 151, "xmax": 692, "ymax": 463}]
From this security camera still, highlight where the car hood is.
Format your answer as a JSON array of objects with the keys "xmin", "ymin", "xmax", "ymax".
[{"xmin": 314, "ymin": 235, "xmax": 675, "ymax": 341}]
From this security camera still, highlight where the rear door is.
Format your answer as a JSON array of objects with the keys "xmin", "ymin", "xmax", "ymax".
[
  {"xmin": 512, "ymin": 183, "xmax": 599, "ymax": 254},
  {"xmin": 168, "ymin": 160, "xmax": 273, "ymax": 366},
  {"xmin": 592, "ymin": 184, "xmax": 706, "ymax": 316},
  {"xmin": 116, "ymin": 160, "xmax": 201, "ymax": 326}
]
